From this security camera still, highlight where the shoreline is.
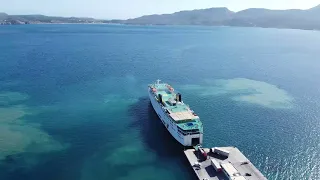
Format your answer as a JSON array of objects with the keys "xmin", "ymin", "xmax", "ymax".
[{"xmin": 1, "ymin": 23, "xmax": 319, "ymax": 32}]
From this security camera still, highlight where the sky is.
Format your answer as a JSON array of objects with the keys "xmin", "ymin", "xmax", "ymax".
[{"xmin": 1, "ymin": 0, "xmax": 319, "ymax": 19}]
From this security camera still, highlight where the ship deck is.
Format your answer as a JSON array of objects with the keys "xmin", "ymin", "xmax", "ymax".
[
  {"xmin": 149, "ymin": 83, "xmax": 203, "ymax": 131},
  {"xmin": 154, "ymin": 87, "xmax": 195, "ymax": 118},
  {"xmin": 184, "ymin": 147, "xmax": 267, "ymax": 180}
]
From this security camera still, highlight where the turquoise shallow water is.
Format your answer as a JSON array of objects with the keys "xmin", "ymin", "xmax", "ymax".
[{"xmin": 0, "ymin": 25, "xmax": 320, "ymax": 180}]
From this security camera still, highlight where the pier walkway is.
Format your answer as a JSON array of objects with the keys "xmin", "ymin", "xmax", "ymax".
[{"xmin": 184, "ymin": 147, "xmax": 267, "ymax": 180}]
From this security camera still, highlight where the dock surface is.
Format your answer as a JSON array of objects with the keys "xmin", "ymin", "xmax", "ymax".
[{"xmin": 184, "ymin": 147, "xmax": 267, "ymax": 180}]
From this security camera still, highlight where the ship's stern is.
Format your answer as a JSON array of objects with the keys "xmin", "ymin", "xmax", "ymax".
[{"xmin": 183, "ymin": 133, "xmax": 203, "ymax": 146}]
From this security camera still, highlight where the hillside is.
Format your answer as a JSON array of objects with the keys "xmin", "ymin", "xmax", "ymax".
[
  {"xmin": 124, "ymin": 4, "xmax": 320, "ymax": 30},
  {"xmin": 126, "ymin": 8, "xmax": 234, "ymax": 25},
  {"xmin": 0, "ymin": 14, "xmax": 105, "ymax": 25},
  {"xmin": 0, "ymin": 12, "xmax": 8, "ymax": 20},
  {"xmin": 1, "ymin": 4, "xmax": 320, "ymax": 30}
]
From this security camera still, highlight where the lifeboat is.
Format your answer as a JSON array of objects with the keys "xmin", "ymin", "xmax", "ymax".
[{"xmin": 167, "ymin": 85, "xmax": 174, "ymax": 91}]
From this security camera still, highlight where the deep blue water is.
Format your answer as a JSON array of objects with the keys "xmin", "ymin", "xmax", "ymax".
[{"xmin": 0, "ymin": 24, "xmax": 320, "ymax": 180}]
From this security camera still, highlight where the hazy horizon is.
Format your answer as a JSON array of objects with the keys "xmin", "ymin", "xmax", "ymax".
[{"xmin": 1, "ymin": 0, "xmax": 319, "ymax": 19}]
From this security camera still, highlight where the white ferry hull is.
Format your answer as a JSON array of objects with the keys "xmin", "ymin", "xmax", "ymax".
[{"xmin": 148, "ymin": 89, "xmax": 203, "ymax": 146}]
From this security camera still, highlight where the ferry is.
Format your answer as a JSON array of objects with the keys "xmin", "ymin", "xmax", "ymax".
[{"xmin": 148, "ymin": 80, "xmax": 203, "ymax": 146}]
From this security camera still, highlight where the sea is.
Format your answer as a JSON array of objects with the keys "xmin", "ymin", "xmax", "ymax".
[{"xmin": 0, "ymin": 24, "xmax": 319, "ymax": 180}]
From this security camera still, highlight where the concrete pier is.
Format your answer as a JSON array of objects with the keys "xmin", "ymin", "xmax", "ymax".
[{"xmin": 184, "ymin": 147, "xmax": 267, "ymax": 180}]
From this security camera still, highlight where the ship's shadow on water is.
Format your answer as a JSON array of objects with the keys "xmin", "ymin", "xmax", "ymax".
[
  {"xmin": 128, "ymin": 97, "xmax": 197, "ymax": 179},
  {"xmin": 129, "ymin": 97, "xmax": 185, "ymax": 156}
]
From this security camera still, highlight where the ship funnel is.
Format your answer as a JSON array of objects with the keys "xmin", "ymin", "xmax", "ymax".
[
  {"xmin": 159, "ymin": 94, "xmax": 163, "ymax": 103},
  {"xmin": 176, "ymin": 93, "xmax": 182, "ymax": 102}
]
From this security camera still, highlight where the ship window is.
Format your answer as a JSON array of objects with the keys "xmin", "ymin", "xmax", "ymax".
[
  {"xmin": 177, "ymin": 126, "xmax": 200, "ymax": 135},
  {"xmin": 176, "ymin": 119, "xmax": 195, "ymax": 124}
]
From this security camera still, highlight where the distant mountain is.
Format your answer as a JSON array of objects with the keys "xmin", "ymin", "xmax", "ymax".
[
  {"xmin": 126, "ymin": 8, "xmax": 234, "ymax": 25},
  {"xmin": 309, "ymin": 4, "xmax": 320, "ymax": 11},
  {"xmin": 229, "ymin": 7, "xmax": 320, "ymax": 29},
  {"xmin": 0, "ymin": 12, "xmax": 8, "ymax": 20},
  {"xmin": 123, "ymin": 4, "xmax": 320, "ymax": 30},
  {"xmin": 1, "ymin": 4, "xmax": 320, "ymax": 30}
]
